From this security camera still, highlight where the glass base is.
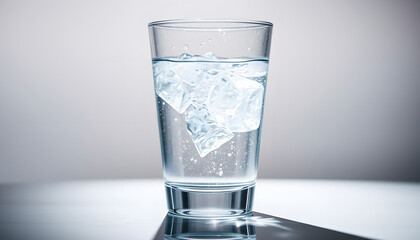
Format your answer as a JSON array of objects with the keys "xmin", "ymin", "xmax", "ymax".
[
  {"xmin": 164, "ymin": 212, "xmax": 256, "ymax": 239},
  {"xmin": 165, "ymin": 182, "xmax": 255, "ymax": 217}
]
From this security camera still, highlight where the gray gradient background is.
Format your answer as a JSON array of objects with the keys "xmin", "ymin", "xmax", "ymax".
[{"xmin": 1, "ymin": 0, "xmax": 419, "ymax": 183}]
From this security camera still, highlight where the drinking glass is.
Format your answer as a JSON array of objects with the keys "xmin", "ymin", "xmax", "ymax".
[{"xmin": 148, "ymin": 19, "xmax": 273, "ymax": 216}]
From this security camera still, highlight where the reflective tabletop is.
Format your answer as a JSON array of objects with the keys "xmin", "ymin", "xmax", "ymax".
[
  {"xmin": 155, "ymin": 212, "xmax": 369, "ymax": 239},
  {"xmin": 0, "ymin": 179, "xmax": 419, "ymax": 239}
]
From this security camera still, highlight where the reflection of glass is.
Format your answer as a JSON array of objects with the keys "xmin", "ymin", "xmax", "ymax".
[
  {"xmin": 155, "ymin": 212, "xmax": 371, "ymax": 240},
  {"xmin": 148, "ymin": 19, "xmax": 273, "ymax": 217},
  {"xmin": 164, "ymin": 213, "xmax": 256, "ymax": 240}
]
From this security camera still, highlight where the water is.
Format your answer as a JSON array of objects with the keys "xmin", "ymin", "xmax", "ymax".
[{"xmin": 153, "ymin": 54, "xmax": 268, "ymax": 215}]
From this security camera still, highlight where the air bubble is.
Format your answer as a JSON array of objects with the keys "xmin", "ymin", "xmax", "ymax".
[
  {"xmin": 248, "ymin": 47, "xmax": 251, "ymax": 52},
  {"xmin": 184, "ymin": 44, "xmax": 189, "ymax": 51},
  {"xmin": 227, "ymin": 153, "xmax": 232, "ymax": 157},
  {"xmin": 218, "ymin": 170, "xmax": 223, "ymax": 176},
  {"xmin": 194, "ymin": 159, "xmax": 197, "ymax": 164},
  {"xmin": 171, "ymin": 45, "xmax": 175, "ymax": 50}
]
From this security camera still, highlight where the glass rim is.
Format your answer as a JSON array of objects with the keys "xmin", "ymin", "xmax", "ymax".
[{"xmin": 148, "ymin": 19, "xmax": 273, "ymax": 30}]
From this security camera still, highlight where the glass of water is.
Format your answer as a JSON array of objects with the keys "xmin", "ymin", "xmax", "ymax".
[{"xmin": 148, "ymin": 19, "xmax": 273, "ymax": 217}]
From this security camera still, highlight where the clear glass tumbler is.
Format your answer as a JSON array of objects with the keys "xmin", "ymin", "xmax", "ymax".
[{"xmin": 148, "ymin": 19, "xmax": 273, "ymax": 217}]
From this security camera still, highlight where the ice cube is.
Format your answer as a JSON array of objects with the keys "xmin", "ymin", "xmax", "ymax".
[
  {"xmin": 178, "ymin": 53, "xmax": 192, "ymax": 60},
  {"xmin": 208, "ymin": 75, "xmax": 264, "ymax": 132},
  {"xmin": 175, "ymin": 53, "xmax": 223, "ymax": 86},
  {"xmin": 182, "ymin": 62, "xmax": 224, "ymax": 104},
  {"xmin": 185, "ymin": 104, "xmax": 234, "ymax": 157},
  {"xmin": 234, "ymin": 61, "xmax": 268, "ymax": 84},
  {"xmin": 190, "ymin": 74, "xmax": 220, "ymax": 104},
  {"xmin": 154, "ymin": 62, "xmax": 192, "ymax": 113},
  {"xmin": 174, "ymin": 62, "xmax": 204, "ymax": 86},
  {"xmin": 204, "ymin": 52, "xmax": 218, "ymax": 60}
]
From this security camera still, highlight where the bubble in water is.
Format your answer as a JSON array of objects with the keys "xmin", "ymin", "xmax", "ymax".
[
  {"xmin": 227, "ymin": 153, "xmax": 232, "ymax": 157},
  {"xmin": 248, "ymin": 47, "xmax": 251, "ymax": 52},
  {"xmin": 220, "ymin": 163, "xmax": 222, "ymax": 166},
  {"xmin": 162, "ymin": 102, "xmax": 165, "ymax": 105},
  {"xmin": 190, "ymin": 158, "xmax": 194, "ymax": 161},
  {"xmin": 184, "ymin": 44, "xmax": 189, "ymax": 51},
  {"xmin": 218, "ymin": 170, "xmax": 223, "ymax": 176},
  {"xmin": 194, "ymin": 159, "xmax": 198, "ymax": 164},
  {"xmin": 174, "ymin": 118, "xmax": 178, "ymax": 121},
  {"xmin": 171, "ymin": 45, "xmax": 175, "ymax": 50}
]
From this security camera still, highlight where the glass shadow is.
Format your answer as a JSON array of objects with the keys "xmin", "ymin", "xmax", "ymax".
[{"xmin": 154, "ymin": 212, "xmax": 372, "ymax": 240}]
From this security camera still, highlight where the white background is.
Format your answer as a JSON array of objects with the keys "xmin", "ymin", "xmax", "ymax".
[{"xmin": 1, "ymin": 0, "xmax": 419, "ymax": 183}]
